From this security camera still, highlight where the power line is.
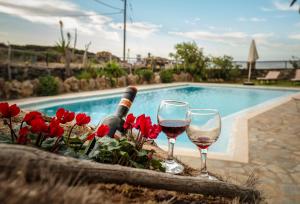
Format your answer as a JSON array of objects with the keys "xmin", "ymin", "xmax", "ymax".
[
  {"xmin": 92, "ymin": 0, "xmax": 123, "ymax": 11},
  {"xmin": 14, "ymin": 12, "xmax": 123, "ymax": 17}
]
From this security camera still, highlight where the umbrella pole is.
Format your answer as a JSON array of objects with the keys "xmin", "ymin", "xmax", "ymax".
[{"xmin": 247, "ymin": 62, "xmax": 252, "ymax": 82}]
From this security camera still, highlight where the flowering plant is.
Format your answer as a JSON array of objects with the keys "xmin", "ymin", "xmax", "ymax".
[{"xmin": 0, "ymin": 102, "xmax": 164, "ymax": 171}]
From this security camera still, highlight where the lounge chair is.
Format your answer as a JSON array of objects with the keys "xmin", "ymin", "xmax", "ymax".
[
  {"xmin": 257, "ymin": 71, "xmax": 280, "ymax": 84},
  {"xmin": 291, "ymin": 69, "xmax": 300, "ymax": 83}
]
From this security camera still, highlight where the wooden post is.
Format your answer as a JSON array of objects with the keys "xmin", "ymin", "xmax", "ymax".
[{"xmin": 7, "ymin": 43, "xmax": 12, "ymax": 80}]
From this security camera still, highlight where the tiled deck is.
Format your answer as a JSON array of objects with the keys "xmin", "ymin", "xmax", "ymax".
[{"xmin": 180, "ymin": 99, "xmax": 300, "ymax": 203}]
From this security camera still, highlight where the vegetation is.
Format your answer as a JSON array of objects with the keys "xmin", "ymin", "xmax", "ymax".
[
  {"xmin": 37, "ymin": 76, "xmax": 59, "ymax": 96},
  {"xmin": 0, "ymin": 104, "xmax": 164, "ymax": 171},
  {"xmin": 209, "ymin": 55, "xmax": 241, "ymax": 81},
  {"xmin": 169, "ymin": 41, "xmax": 209, "ymax": 80},
  {"xmin": 160, "ymin": 69, "xmax": 173, "ymax": 83},
  {"xmin": 289, "ymin": 56, "xmax": 300, "ymax": 69},
  {"xmin": 135, "ymin": 68, "xmax": 154, "ymax": 82}
]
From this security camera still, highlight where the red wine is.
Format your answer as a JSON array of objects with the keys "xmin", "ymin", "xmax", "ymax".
[{"xmin": 159, "ymin": 120, "xmax": 189, "ymax": 138}]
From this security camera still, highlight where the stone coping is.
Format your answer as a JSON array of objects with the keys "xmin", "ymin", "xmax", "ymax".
[{"xmin": 5, "ymin": 82, "xmax": 300, "ymax": 163}]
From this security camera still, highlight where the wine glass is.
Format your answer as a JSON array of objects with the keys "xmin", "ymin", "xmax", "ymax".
[
  {"xmin": 186, "ymin": 109, "xmax": 221, "ymax": 180},
  {"xmin": 157, "ymin": 100, "xmax": 189, "ymax": 174}
]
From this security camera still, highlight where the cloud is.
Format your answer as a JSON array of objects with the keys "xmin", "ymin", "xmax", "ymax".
[
  {"xmin": 289, "ymin": 34, "xmax": 300, "ymax": 40},
  {"xmin": 0, "ymin": 0, "xmax": 119, "ymax": 41},
  {"xmin": 273, "ymin": 1, "xmax": 298, "ymax": 11},
  {"xmin": 260, "ymin": 7, "xmax": 273, "ymax": 12},
  {"xmin": 110, "ymin": 22, "xmax": 162, "ymax": 38},
  {"xmin": 169, "ymin": 30, "xmax": 275, "ymax": 47},
  {"xmin": 238, "ymin": 17, "xmax": 266, "ymax": 22},
  {"xmin": 169, "ymin": 30, "xmax": 249, "ymax": 45},
  {"xmin": 184, "ymin": 17, "xmax": 201, "ymax": 25}
]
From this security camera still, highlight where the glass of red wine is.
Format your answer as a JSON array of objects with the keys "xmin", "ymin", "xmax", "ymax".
[
  {"xmin": 186, "ymin": 109, "xmax": 221, "ymax": 180},
  {"xmin": 157, "ymin": 100, "xmax": 189, "ymax": 174}
]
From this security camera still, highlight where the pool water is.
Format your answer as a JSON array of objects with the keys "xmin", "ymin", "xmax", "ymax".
[{"xmin": 39, "ymin": 85, "xmax": 297, "ymax": 153}]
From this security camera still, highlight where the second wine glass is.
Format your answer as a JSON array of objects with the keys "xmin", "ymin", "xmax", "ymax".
[{"xmin": 157, "ymin": 100, "xmax": 189, "ymax": 174}]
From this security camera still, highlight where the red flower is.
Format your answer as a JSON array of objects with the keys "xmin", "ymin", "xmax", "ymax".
[
  {"xmin": 48, "ymin": 118, "xmax": 64, "ymax": 138},
  {"xmin": 17, "ymin": 127, "xmax": 29, "ymax": 144},
  {"xmin": 23, "ymin": 111, "xmax": 42, "ymax": 125},
  {"xmin": 0, "ymin": 102, "xmax": 20, "ymax": 118},
  {"xmin": 56, "ymin": 108, "xmax": 75, "ymax": 124},
  {"xmin": 86, "ymin": 133, "xmax": 96, "ymax": 141},
  {"xmin": 75, "ymin": 113, "xmax": 90, "ymax": 126},
  {"xmin": 123, "ymin": 113, "xmax": 136, "ymax": 129},
  {"xmin": 139, "ymin": 116, "xmax": 152, "ymax": 137},
  {"xmin": 96, "ymin": 124, "xmax": 110, "ymax": 137},
  {"xmin": 86, "ymin": 124, "xmax": 109, "ymax": 141},
  {"xmin": 31, "ymin": 118, "xmax": 48, "ymax": 133},
  {"xmin": 148, "ymin": 124, "xmax": 161, "ymax": 139}
]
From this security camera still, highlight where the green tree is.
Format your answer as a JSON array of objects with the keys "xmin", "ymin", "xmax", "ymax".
[{"xmin": 169, "ymin": 41, "xmax": 209, "ymax": 79}]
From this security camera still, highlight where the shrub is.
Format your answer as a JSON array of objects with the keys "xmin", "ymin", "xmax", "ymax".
[
  {"xmin": 135, "ymin": 69, "xmax": 154, "ymax": 82},
  {"xmin": 160, "ymin": 70, "xmax": 173, "ymax": 83},
  {"xmin": 76, "ymin": 70, "xmax": 93, "ymax": 80},
  {"xmin": 37, "ymin": 76, "xmax": 58, "ymax": 96},
  {"xmin": 104, "ymin": 61, "xmax": 127, "ymax": 78}
]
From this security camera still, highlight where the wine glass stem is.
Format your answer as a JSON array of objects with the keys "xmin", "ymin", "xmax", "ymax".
[
  {"xmin": 167, "ymin": 138, "xmax": 175, "ymax": 161},
  {"xmin": 200, "ymin": 148, "xmax": 208, "ymax": 176}
]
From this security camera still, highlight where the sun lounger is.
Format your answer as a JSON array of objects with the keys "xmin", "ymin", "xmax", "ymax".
[
  {"xmin": 291, "ymin": 69, "xmax": 300, "ymax": 83},
  {"xmin": 257, "ymin": 71, "xmax": 280, "ymax": 83}
]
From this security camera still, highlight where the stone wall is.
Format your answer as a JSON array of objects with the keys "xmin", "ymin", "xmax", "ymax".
[
  {"xmin": 0, "ymin": 64, "xmax": 83, "ymax": 81},
  {"xmin": 0, "ymin": 73, "xmax": 163, "ymax": 100}
]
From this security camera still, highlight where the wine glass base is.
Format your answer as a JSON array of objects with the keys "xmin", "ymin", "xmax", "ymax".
[
  {"xmin": 199, "ymin": 173, "xmax": 218, "ymax": 180},
  {"xmin": 162, "ymin": 160, "xmax": 184, "ymax": 174}
]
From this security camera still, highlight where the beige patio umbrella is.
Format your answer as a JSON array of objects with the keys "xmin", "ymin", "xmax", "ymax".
[{"xmin": 247, "ymin": 39, "xmax": 259, "ymax": 82}]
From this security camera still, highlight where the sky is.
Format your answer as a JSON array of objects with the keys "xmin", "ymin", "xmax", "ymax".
[{"xmin": 0, "ymin": 0, "xmax": 299, "ymax": 61}]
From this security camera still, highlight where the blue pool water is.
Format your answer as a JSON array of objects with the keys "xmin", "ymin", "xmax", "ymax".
[{"xmin": 37, "ymin": 85, "xmax": 297, "ymax": 153}]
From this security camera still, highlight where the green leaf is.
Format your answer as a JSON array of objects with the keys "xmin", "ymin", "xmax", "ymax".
[
  {"xmin": 151, "ymin": 159, "xmax": 165, "ymax": 172},
  {"xmin": 41, "ymin": 137, "xmax": 56, "ymax": 150}
]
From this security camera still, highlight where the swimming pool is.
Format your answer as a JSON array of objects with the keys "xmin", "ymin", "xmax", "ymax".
[{"xmin": 29, "ymin": 85, "xmax": 297, "ymax": 155}]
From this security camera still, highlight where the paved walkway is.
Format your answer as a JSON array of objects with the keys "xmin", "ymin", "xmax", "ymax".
[{"xmin": 180, "ymin": 99, "xmax": 300, "ymax": 203}]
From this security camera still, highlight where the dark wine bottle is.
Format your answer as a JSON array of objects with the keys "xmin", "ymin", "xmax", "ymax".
[
  {"xmin": 85, "ymin": 86, "xmax": 137, "ymax": 155},
  {"xmin": 101, "ymin": 86, "xmax": 137, "ymax": 137}
]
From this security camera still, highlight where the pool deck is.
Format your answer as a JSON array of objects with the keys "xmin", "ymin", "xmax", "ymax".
[{"xmin": 179, "ymin": 99, "xmax": 300, "ymax": 203}]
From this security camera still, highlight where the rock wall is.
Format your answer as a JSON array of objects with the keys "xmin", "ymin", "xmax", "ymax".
[
  {"xmin": 0, "ymin": 64, "xmax": 83, "ymax": 81},
  {"xmin": 0, "ymin": 74, "xmax": 154, "ymax": 100}
]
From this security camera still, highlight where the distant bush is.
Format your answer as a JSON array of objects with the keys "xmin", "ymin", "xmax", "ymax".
[
  {"xmin": 135, "ymin": 69, "xmax": 154, "ymax": 82},
  {"xmin": 103, "ymin": 61, "xmax": 127, "ymax": 78},
  {"xmin": 37, "ymin": 76, "xmax": 58, "ymax": 96},
  {"xmin": 76, "ymin": 70, "xmax": 93, "ymax": 80},
  {"xmin": 209, "ymin": 55, "xmax": 240, "ymax": 81},
  {"xmin": 160, "ymin": 70, "xmax": 173, "ymax": 83}
]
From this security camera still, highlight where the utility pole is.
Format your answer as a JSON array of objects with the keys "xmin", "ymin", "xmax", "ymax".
[{"xmin": 123, "ymin": 0, "xmax": 127, "ymax": 62}]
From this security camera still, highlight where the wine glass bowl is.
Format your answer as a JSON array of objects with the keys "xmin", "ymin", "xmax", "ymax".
[
  {"xmin": 157, "ymin": 100, "xmax": 189, "ymax": 174},
  {"xmin": 187, "ymin": 109, "xmax": 221, "ymax": 179}
]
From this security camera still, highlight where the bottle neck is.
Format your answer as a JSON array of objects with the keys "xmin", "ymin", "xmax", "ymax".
[{"xmin": 115, "ymin": 97, "xmax": 132, "ymax": 118}]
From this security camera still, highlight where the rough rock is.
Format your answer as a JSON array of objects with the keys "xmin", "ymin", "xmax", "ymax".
[
  {"xmin": 88, "ymin": 78, "xmax": 96, "ymax": 90},
  {"xmin": 95, "ymin": 77, "xmax": 106, "ymax": 89},
  {"xmin": 127, "ymin": 74, "xmax": 138, "ymax": 85},
  {"xmin": 117, "ymin": 76, "xmax": 127, "ymax": 87},
  {"xmin": 31, "ymin": 79, "xmax": 40, "ymax": 96},
  {"xmin": 79, "ymin": 79, "xmax": 89, "ymax": 91},
  {"xmin": 55, "ymin": 77, "xmax": 65, "ymax": 93},
  {"xmin": 64, "ymin": 77, "xmax": 79, "ymax": 92},
  {"xmin": 20, "ymin": 80, "xmax": 34, "ymax": 98},
  {"xmin": 153, "ymin": 73, "xmax": 161, "ymax": 84}
]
